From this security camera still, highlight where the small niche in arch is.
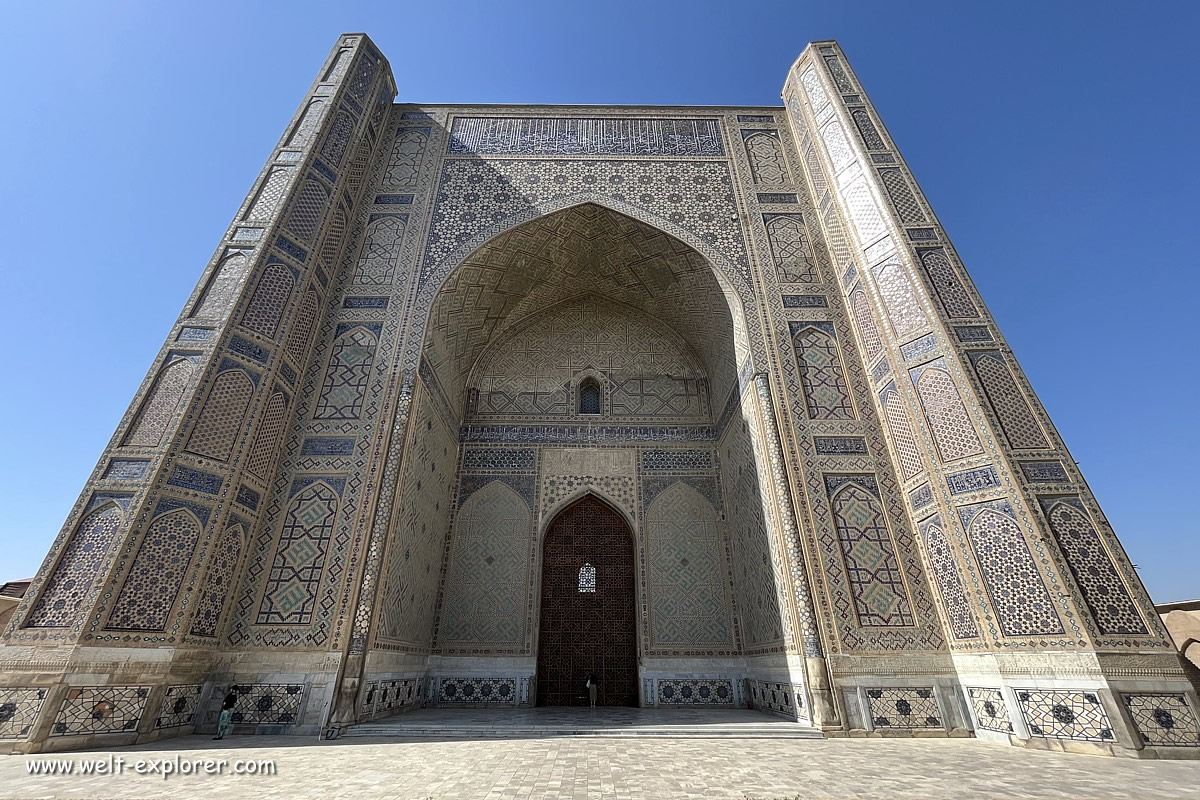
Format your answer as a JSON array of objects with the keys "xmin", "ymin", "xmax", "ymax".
[
  {"xmin": 578, "ymin": 563, "xmax": 596, "ymax": 593},
  {"xmin": 578, "ymin": 378, "xmax": 601, "ymax": 415}
]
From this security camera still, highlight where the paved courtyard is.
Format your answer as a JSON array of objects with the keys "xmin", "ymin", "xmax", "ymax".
[{"xmin": 2, "ymin": 733, "xmax": 1198, "ymax": 800}]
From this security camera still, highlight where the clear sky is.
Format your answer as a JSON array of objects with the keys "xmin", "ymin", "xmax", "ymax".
[{"xmin": 1, "ymin": 1, "xmax": 1196, "ymax": 602}]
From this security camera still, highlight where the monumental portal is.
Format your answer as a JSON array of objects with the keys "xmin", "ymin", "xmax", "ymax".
[{"xmin": 1, "ymin": 34, "xmax": 1197, "ymax": 756}]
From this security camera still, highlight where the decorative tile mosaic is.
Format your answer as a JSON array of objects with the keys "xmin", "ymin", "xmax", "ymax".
[
  {"xmin": 766, "ymin": 215, "xmax": 817, "ymax": 283},
  {"xmin": 51, "ymin": 686, "xmax": 149, "ymax": 736},
  {"xmin": 1040, "ymin": 497, "xmax": 1147, "ymax": 636},
  {"xmin": 967, "ymin": 687, "xmax": 1013, "ymax": 733},
  {"xmin": 246, "ymin": 390, "xmax": 289, "ymax": 480},
  {"xmin": 639, "ymin": 449, "xmax": 713, "ymax": 471},
  {"xmin": 750, "ymin": 681, "xmax": 806, "ymax": 720},
  {"xmin": 256, "ymin": 479, "xmax": 343, "ymax": 625},
  {"xmin": 107, "ymin": 507, "xmax": 202, "ymax": 631},
  {"xmin": 1016, "ymin": 689, "xmax": 1113, "ymax": 742},
  {"xmin": 240, "ymin": 262, "xmax": 296, "ymax": 339},
  {"xmin": 229, "ymin": 684, "xmax": 304, "ymax": 725},
  {"xmin": 25, "ymin": 503, "xmax": 124, "ymax": 627},
  {"xmin": 0, "ymin": 688, "xmax": 47, "ymax": 739},
  {"xmin": 155, "ymin": 684, "xmax": 203, "ymax": 729},
  {"xmin": 437, "ymin": 677, "xmax": 518, "ymax": 704},
  {"xmin": 792, "ymin": 323, "xmax": 855, "ymax": 420},
  {"xmin": 969, "ymin": 351, "xmax": 1050, "ymax": 450},
  {"xmin": 1019, "ymin": 460, "xmax": 1070, "ymax": 483},
  {"xmin": 166, "ymin": 465, "xmax": 223, "ymax": 495},
  {"xmin": 865, "ymin": 688, "xmax": 942, "ymax": 728},
  {"xmin": 945, "ymin": 465, "xmax": 1001, "ymax": 495},
  {"xmin": 920, "ymin": 515, "xmax": 978, "ymax": 640},
  {"xmin": 910, "ymin": 360, "xmax": 984, "ymax": 463},
  {"xmin": 103, "ymin": 459, "xmax": 149, "ymax": 481},
  {"xmin": 189, "ymin": 522, "xmax": 245, "ymax": 637},
  {"xmin": 448, "ymin": 117, "xmax": 725, "ymax": 157},
  {"xmin": 657, "ymin": 679, "xmax": 735, "ymax": 705},
  {"xmin": 123, "ymin": 357, "xmax": 195, "ymax": 447},
  {"xmin": 959, "ymin": 500, "xmax": 1064, "ymax": 636},
  {"xmin": 1122, "ymin": 693, "xmax": 1200, "ymax": 746},
  {"xmin": 813, "ymin": 436, "xmax": 868, "ymax": 455},
  {"xmin": 186, "ymin": 368, "xmax": 254, "ymax": 461},
  {"xmin": 314, "ymin": 324, "xmax": 381, "ymax": 419},
  {"xmin": 918, "ymin": 248, "xmax": 978, "ymax": 319}
]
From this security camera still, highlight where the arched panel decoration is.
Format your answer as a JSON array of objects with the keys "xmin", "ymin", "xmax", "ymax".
[
  {"xmin": 25, "ymin": 503, "xmax": 124, "ymax": 628},
  {"xmin": 107, "ymin": 508, "xmax": 203, "ymax": 632},
  {"xmin": 122, "ymin": 358, "xmax": 195, "ymax": 448},
  {"xmin": 537, "ymin": 495, "xmax": 638, "ymax": 707},
  {"xmin": 186, "ymin": 369, "xmax": 255, "ymax": 462},
  {"xmin": 189, "ymin": 523, "xmax": 245, "ymax": 638},
  {"xmin": 578, "ymin": 377, "xmax": 601, "ymax": 415}
]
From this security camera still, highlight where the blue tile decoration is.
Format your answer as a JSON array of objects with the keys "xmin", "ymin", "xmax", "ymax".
[
  {"xmin": 782, "ymin": 295, "xmax": 828, "ymax": 308},
  {"xmin": 373, "ymin": 194, "xmax": 413, "ymax": 204},
  {"xmin": 107, "ymin": 506, "xmax": 203, "ymax": 631},
  {"xmin": 256, "ymin": 478, "xmax": 343, "ymax": 625},
  {"xmin": 274, "ymin": 234, "xmax": 307, "ymax": 262},
  {"xmin": 945, "ymin": 465, "xmax": 1001, "ymax": 495},
  {"xmin": 0, "ymin": 688, "xmax": 47, "ymax": 739},
  {"xmin": 103, "ymin": 459, "xmax": 149, "ymax": 481},
  {"xmin": 400, "ymin": 111, "xmax": 433, "ymax": 120},
  {"xmin": 460, "ymin": 448, "xmax": 537, "ymax": 473},
  {"xmin": 749, "ymin": 681, "xmax": 806, "ymax": 721},
  {"xmin": 909, "ymin": 483, "xmax": 934, "ymax": 511},
  {"xmin": 1122, "ymin": 694, "xmax": 1200, "ymax": 746},
  {"xmin": 448, "ymin": 117, "xmax": 725, "ymax": 156},
  {"xmin": 167, "ymin": 465, "xmax": 223, "ymax": 495},
  {"xmin": 1016, "ymin": 689, "xmax": 1113, "ymax": 741},
  {"xmin": 657, "ymin": 678, "xmax": 735, "ymax": 705},
  {"xmin": 757, "ymin": 192, "xmax": 798, "ymax": 204},
  {"xmin": 954, "ymin": 325, "xmax": 993, "ymax": 343},
  {"xmin": 907, "ymin": 227, "xmax": 938, "ymax": 241},
  {"xmin": 920, "ymin": 515, "xmax": 978, "ymax": 639},
  {"xmin": 228, "ymin": 684, "xmax": 305, "ymax": 725},
  {"xmin": 229, "ymin": 335, "xmax": 270, "ymax": 365},
  {"xmin": 640, "ymin": 449, "xmax": 714, "ymax": 471},
  {"xmin": 899, "ymin": 333, "xmax": 938, "ymax": 364},
  {"xmin": 437, "ymin": 677, "xmax": 518, "ymax": 705},
  {"xmin": 737, "ymin": 114, "xmax": 776, "ymax": 122},
  {"xmin": 300, "ymin": 437, "xmax": 356, "ymax": 456},
  {"xmin": 968, "ymin": 687, "xmax": 1014, "ymax": 733},
  {"xmin": 814, "ymin": 436, "xmax": 868, "ymax": 455},
  {"xmin": 1019, "ymin": 460, "xmax": 1069, "ymax": 483},
  {"xmin": 460, "ymin": 424, "xmax": 717, "ymax": 444},
  {"xmin": 866, "ymin": 688, "xmax": 942, "ymax": 728},
  {"xmin": 155, "ymin": 684, "xmax": 203, "ymax": 729},
  {"xmin": 177, "ymin": 327, "xmax": 213, "ymax": 342},
  {"xmin": 343, "ymin": 296, "xmax": 389, "ymax": 309},
  {"xmin": 50, "ymin": 687, "xmax": 149, "ymax": 736}
]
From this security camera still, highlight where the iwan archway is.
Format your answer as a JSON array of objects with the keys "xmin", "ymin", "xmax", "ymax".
[{"xmin": 370, "ymin": 201, "xmax": 803, "ymax": 712}]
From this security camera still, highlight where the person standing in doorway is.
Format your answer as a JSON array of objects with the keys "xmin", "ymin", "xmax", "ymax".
[
  {"xmin": 586, "ymin": 674, "xmax": 598, "ymax": 708},
  {"xmin": 213, "ymin": 685, "xmax": 239, "ymax": 740}
]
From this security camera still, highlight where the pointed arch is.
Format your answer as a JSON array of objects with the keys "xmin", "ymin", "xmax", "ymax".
[
  {"xmin": 314, "ymin": 324, "xmax": 379, "ymax": 419},
  {"xmin": 437, "ymin": 479, "xmax": 532, "ymax": 647},
  {"xmin": 257, "ymin": 479, "xmax": 342, "ymax": 625},
  {"xmin": 193, "ymin": 252, "xmax": 249, "ymax": 320},
  {"xmin": 244, "ymin": 167, "xmax": 294, "ymax": 221},
  {"xmin": 123, "ymin": 357, "xmax": 195, "ymax": 447},
  {"xmin": 284, "ymin": 288, "xmax": 320, "ymax": 367},
  {"xmin": 913, "ymin": 365, "xmax": 984, "ymax": 463},
  {"xmin": 744, "ymin": 131, "xmax": 789, "ymax": 184},
  {"xmin": 241, "ymin": 262, "xmax": 296, "ymax": 339},
  {"xmin": 286, "ymin": 100, "xmax": 327, "ymax": 149},
  {"xmin": 578, "ymin": 375, "xmax": 601, "ymax": 415},
  {"xmin": 186, "ymin": 368, "xmax": 254, "ymax": 461},
  {"xmin": 792, "ymin": 323, "xmax": 855, "ymax": 420},
  {"xmin": 966, "ymin": 505, "xmax": 1063, "ymax": 636},
  {"xmin": 246, "ymin": 390, "xmax": 289, "ymax": 480},
  {"xmin": 189, "ymin": 522, "xmax": 246, "ymax": 638},
  {"xmin": 25, "ymin": 502, "xmax": 124, "ymax": 628},
  {"xmin": 107, "ymin": 508, "xmax": 203, "ymax": 631},
  {"xmin": 849, "ymin": 287, "xmax": 883, "ymax": 361}
]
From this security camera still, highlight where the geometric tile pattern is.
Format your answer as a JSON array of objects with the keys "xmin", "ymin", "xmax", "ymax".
[
  {"xmin": 918, "ymin": 249, "xmax": 978, "ymax": 318},
  {"xmin": 1015, "ymin": 689, "xmax": 1113, "ymax": 742},
  {"xmin": 871, "ymin": 257, "xmax": 927, "ymax": 338},
  {"xmin": 644, "ymin": 482, "xmax": 733, "ymax": 647},
  {"xmin": 877, "ymin": 169, "xmax": 925, "ymax": 223},
  {"xmin": 318, "ymin": 207, "xmax": 347, "ymax": 271},
  {"xmin": 50, "ymin": 686, "xmax": 149, "ymax": 736},
  {"xmin": 765, "ymin": 214, "xmax": 817, "ymax": 282},
  {"xmin": 314, "ymin": 325, "xmax": 379, "ymax": 420},
  {"xmin": 320, "ymin": 108, "xmax": 355, "ymax": 167},
  {"xmin": 25, "ymin": 503, "xmax": 124, "ymax": 627},
  {"xmin": 240, "ymin": 262, "xmax": 296, "ymax": 340},
  {"xmin": 353, "ymin": 215, "xmax": 407, "ymax": 286},
  {"xmin": 880, "ymin": 382, "xmax": 925, "ymax": 480},
  {"xmin": 748, "ymin": 131, "xmax": 791, "ymax": 182},
  {"xmin": 193, "ymin": 252, "xmax": 250, "ymax": 320},
  {"xmin": 449, "ymin": 118, "xmax": 725, "ymax": 157},
  {"xmin": 437, "ymin": 678, "xmax": 518, "ymax": 705},
  {"xmin": 919, "ymin": 515, "xmax": 978, "ymax": 640},
  {"xmin": 961, "ymin": 501, "xmax": 1064, "ymax": 637},
  {"xmin": 387, "ymin": 127, "xmax": 429, "ymax": 185},
  {"xmin": 189, "ymin": 522, "xmax": 245, "ymax": 638},
  {"xmin": 969, "ymin": 352, "xmax": 1050, "ymax": 450},
  {"xmin": 438, "ymin": 480, "xmax": 531, "ymax": 648},
  {"xmin": 256, "ymin": 480, "xmax": 341, "ymax": 625},
  {"xmin": 1122, "ymin": 694, "xmax": 1200, "ymax": 746},
  {"xmin": 825, "ymin": 476, "xmax": 914, "ymax": 627},
  {"xmin": 154, "ymin": 684, "xmax": 203, "ymax": 729},
  {"xmin": 792, "ymin": 324, "xmax": 855, "ymax": 420},
  {"xmin": 107, "ymin": 508, "xmax": 202, "ymax": 631},
  {"xmin": 657, "ymin": 679, "xmax": 735, "ymax": 705},
  {"xmin": 245, "ymin": 390, "xmax": 289, "ymax": 480},
  {"xmin": 849, "ymin": 288, "xmax": 883, "ymax": 361},
  {"xmin": 186, "ymin": 368, "xmax": 255, "ymax": 462},
  {"xmin": 912, "ymin": 361, "xmax": 984, "ymax": 463},
  {"xmin": 750, "ymin": 681, "xmax": 806, "ymax": 720},
  {"xmin": 245, "ymin": 167, "xmax": 293, "ymax": 221},
  {"xmin": 285, "ymin": 100, "xmax": 327, "ymax": 150},
  {"xmin": 376, "ymin": 382, "xmax": 456, "ymax": 646},
  {"xmin": 0, "ymin": 688, "xmax": 47, "ymax": 739},
  {"xmin": 1040, "ymin": 498, "xmax": 1148, "ymax": 636},
  {"xmin": 284, "ymin": 178, "xmax": 330, "ymax": 242},
  {"xmin": 228, "ymin": 684, "xmax": 304, "ymax": 725},
  {"xmin": 284, "ymin": 289, "xmax": 320, "ymax": 366},
  {"xmin": 639, "ymin": 449, "xmax": 713, "ymax": 471},
  {"xmin": 967, "ymin": 687, "xmax": 1013, "ymax": 733},
  {"xmin": 122, "ymin": 358, "xmax": 195, "ymax": 447},
  {"xmin": 472, "ymin": 298, "xmax": 708, "ymax": 421},
  {"xmin": 865, "ymin": 688, "xmax": 942, "ymax": 728}
]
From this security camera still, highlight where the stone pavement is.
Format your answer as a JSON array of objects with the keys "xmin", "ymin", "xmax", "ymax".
[{"xmin": 2, "ymin": 734, "xmax": 1199, "ymax": 800}]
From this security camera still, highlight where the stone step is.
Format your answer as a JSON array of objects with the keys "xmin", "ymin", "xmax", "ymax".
[{"xmin": 343, "ymin": 723, "xmax": 824, "ymax": 739}]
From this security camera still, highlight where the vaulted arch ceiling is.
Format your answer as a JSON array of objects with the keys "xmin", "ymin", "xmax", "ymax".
[{"xmin": 422, "ymin": 203, "xmax": 744, "ymax": 418}]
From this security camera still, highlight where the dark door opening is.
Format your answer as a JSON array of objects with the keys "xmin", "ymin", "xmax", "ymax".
[{"xmin": 536, "ymin": 495, "xmax": 639, "ymax": 706}]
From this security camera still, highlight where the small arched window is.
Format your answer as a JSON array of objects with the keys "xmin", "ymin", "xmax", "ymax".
[
  {"xmin": 578, "ymin": 378, "xmax": 601, "ymax": 415},
  {"xmin": 578, "ymin": 563, "xmax": 596, "ymax": 593}
]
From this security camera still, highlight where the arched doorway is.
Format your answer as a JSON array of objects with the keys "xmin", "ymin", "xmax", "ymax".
[{"xmin": 536, "ymin": 496, "xmax": 638, "ymax": 706}]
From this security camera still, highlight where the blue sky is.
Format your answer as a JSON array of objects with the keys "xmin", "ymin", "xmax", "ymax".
[{"xmin": 1, "ymin": 1, "xmax": 1196, "ymax": 602}]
